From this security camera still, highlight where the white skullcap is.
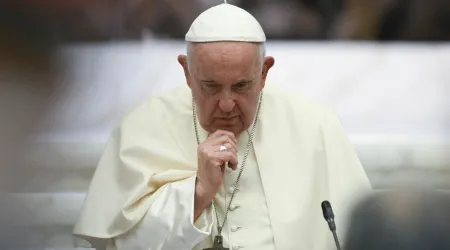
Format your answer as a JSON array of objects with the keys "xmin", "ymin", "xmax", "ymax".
[{"xmin": 185, "ymin": 3, "xmax": 266, "ymax": 43}]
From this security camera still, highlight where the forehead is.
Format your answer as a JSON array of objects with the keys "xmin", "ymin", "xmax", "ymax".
[{"xmin": 191, "ymin": 42, "xmax": 260, "ymax": 73}]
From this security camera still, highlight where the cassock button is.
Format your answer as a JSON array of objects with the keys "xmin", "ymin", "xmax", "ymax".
[
  {"xmin": 231, "ymin": 226, "xmax": 242, "ymax": 232},
  {"xmin": 228, "ymin": 187, "xmax": 239, "ymax": 194},
  {"xmin": 230, "ymin": 204, "xmax": 240, "ymax": 211}
]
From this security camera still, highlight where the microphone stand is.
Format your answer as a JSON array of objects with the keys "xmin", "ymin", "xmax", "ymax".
[
  {"xmin": 331, "ymin": 226, "xmax": 341, "ymax": 250},
  {"xmin": 321, "ymin": 200, "xmax": 342, "ymax": 250}
]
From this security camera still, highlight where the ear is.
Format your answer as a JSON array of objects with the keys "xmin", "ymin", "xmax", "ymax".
[
  {"xmin": 177, "ymin": 55, "xmax": 191, "ymax": 88},
  {"xmin": 260, "ymin": 56, "xmax": 275, "ymax": 87}
]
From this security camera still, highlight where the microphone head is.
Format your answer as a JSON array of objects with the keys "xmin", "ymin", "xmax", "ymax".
[{"xmin": 321, "ymin": 200, "xmax": 335, "ymax": 220}]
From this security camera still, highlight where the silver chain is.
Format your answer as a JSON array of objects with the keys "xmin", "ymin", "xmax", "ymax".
[{"xmin": 192, "ymin": 92, "xmax": 263, "ymax": 235}]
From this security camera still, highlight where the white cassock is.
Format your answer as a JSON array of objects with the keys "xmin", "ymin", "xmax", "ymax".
[{"xmin": 73, "ymin": 83, "xmax": 372, "ymax": 250}]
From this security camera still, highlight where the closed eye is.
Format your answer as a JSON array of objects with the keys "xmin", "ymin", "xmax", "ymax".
[
  {"xmin": 232, "ymin": 81, "xmax": 252, "ymax": 91},
  {"xmin": 201, "ymin": 81, "xmax": 221, "ymax": 94}
]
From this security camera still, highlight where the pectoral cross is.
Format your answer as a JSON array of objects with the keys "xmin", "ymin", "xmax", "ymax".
[{"xmin": 203, "ymin": 235, "xmax": 229, "ymax": 250}]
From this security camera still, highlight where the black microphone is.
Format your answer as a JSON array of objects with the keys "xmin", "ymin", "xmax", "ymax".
[{"xmin": 321, "ymin": 200, "xmax": 341, "ymax": 250}]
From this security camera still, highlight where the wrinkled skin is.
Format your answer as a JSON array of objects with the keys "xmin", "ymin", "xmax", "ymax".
[
  {"xmin": 178, "ymin": 41, "xmax": 274, "ymax": 136},
  {"xmin": 177, "ymin": 42, "xmax": 275, "ymax": 220}
]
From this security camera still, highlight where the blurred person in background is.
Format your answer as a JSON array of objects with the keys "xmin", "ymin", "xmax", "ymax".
[
  {"xmin": 0, "ymin": 1, "xmax": 61, "ymax": 193},
  {"xmin": 344, "ymin": 189, "xmax": 450, "ymax": 250},
  {"xmin": 234, "ymin": 0, "xmax": 343, "ymax": 40},
  {"xmin": 0, "ymin": 0, "xmax": 208, "ymax": 248},
  {"xmin": 335, "ymin": 0, "xmax": 450, "ymax": 40},
  {"xmin": 0, "ymin": 1, "xmax": 63, "ymax": 248},
  {"xmin": 239, "ymin": 0, "xmax": 325, "ymax": 39},
  {"xmin": 126, "ymin": 0, "xmax": 204, "ymax": 39},
  {"xmin": 234, "ymin": 0, "xmax": 450, "ymax": 40}
]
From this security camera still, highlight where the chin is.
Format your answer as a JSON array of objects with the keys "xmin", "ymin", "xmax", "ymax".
[
  {"xmin": 205, "ymin": 120, "xmax": 250, "ymax": 135},
  {"xmin": 221, "ymin": 126, "xmax": 247, "ymax": 136}
]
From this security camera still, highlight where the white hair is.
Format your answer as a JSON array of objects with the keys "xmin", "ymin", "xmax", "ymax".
[{"xmin": 186, "ymin": 42, "xmax": 266, "ymax": 73}]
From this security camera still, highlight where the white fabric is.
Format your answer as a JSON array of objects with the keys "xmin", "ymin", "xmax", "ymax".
[
  {"xmin": 73, "ymin": 84, "xmax": 372, "ymax": 249},
  {"xmin": 114, "ymin": 176, "xmax": 213, "ymax": 250},
  {"xmin": 115, "ymin": 130, "xmax": 277, "ymax": 250},
  {"xmin": 185, "ymin": 3, "xmax": 266, "ymax": 42},
  {"xmin": 196, "ymin": 127, "xmax": 276, "ymax": 250}
]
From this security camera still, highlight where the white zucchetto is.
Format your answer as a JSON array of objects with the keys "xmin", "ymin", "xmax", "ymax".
[{"xmin": 185, "ymin": 3, "xmax": 266, "ymax": 43}]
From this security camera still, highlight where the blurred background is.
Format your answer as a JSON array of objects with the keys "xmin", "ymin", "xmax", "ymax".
[{"xmin": 0, "ymin": 0, "xmax": 449, "ymax": 248}]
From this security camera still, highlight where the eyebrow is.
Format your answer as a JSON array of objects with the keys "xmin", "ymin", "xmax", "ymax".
[
  {"xmin": 200, "ymin": 80, "xmax": 216, "ymax": 83},
  {"xmin": 235, "ymin": 79, "xmax": 252, "ymax": 83},
  {"xmin": 201, "ymin": 79, "xmax": 253, "ymax": 84}
]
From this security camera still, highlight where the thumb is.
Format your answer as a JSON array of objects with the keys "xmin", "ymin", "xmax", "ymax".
[{"xmin": 229, "ymin": 162, "xmax": 238, "ymax": 171}]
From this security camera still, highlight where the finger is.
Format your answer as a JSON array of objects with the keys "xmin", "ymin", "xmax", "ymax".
[
  {"xmin": 204, "ymin": 135, "xmax": 236, "ymax": 152},
  {"xmin": 204, "ymin": 133, "xmax": 236, "ymax": 147},
  {"xmin": 213, "ymin": 141, "xmax": 237, "ymax": 155},
  {"xmin": 214, "ymin": 136, "xmax": 238, "ymax": 152},
  {"xmin": 214, "ymin": 151, "xmax": 238, "ymax": 166},
  {"xmin": 210, "ymin": 130, "xmax": 237, "ymax": 144},
  {"xmin": 222, "ymin": 162, "xmax": 237, "ymax": 172},
  {"xmin": 228, "ymin": 162, "xmax": 238, "ymax": 171},
  {"xmin": 222, "ymin": 142, "xmax": 237, "ymax": 155}
]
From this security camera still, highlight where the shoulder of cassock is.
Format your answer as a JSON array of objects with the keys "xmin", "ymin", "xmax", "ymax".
[{"xmin": 73, "ymin": 83, "xmax": 362, "ymax": 239}]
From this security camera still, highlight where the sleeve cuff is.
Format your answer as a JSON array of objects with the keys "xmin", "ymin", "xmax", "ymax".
[
  {"xmin": 114, "ymin": 176, "xmax": 214, "ymax": 250},
  {"xmin": 189, "ymin": 177, "xmax": 214, "ymax": 235},
  {"xmin": 192, "ymin": 199, "xmax": 213, "ymax": 234}
]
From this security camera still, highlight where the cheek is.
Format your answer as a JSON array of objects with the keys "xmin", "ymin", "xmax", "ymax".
[
  {"xmin": 234, "ymin": 98, "xmax": 250, "ymax": 113},
  {"xmin": 237, "ymin": 93, "xmax": 259, "ymax": 114},
  {"xmin": 196, "ymin": 98, "xmax": 217, "ymax": 119}
]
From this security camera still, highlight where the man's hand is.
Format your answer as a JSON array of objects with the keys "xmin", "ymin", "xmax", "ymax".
[{"xmin": 194, "ymin": 130, "xmax": 238, "ymax": 220}]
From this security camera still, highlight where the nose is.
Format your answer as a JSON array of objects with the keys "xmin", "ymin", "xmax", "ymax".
[{"xmin": 218, "ymin": 98, "xmax": 236, "ymax": 112}]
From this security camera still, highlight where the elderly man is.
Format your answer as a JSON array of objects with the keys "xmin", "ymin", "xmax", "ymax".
[{"xmin": 74, "ymin": 3, "xmax": 372, "ymax": 250}]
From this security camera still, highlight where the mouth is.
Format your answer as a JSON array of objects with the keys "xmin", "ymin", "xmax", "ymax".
[
  {"xmin": 217, "ymin": 115, "xmax": 238, "ymax": 120},
  {"xmin": 215, "ymin": 115, "xmax": 240, "ymax": 124}
]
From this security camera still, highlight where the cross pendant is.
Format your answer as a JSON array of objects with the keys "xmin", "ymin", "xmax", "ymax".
[{"xmin": 203, "ymin": 235, "xmax": 229, "ymax": 250}]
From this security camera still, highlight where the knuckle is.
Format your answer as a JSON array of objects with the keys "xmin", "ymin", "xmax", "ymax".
[{"xmin": 206, "ymin": 151, "xmax": 215, "ymax": 158}]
